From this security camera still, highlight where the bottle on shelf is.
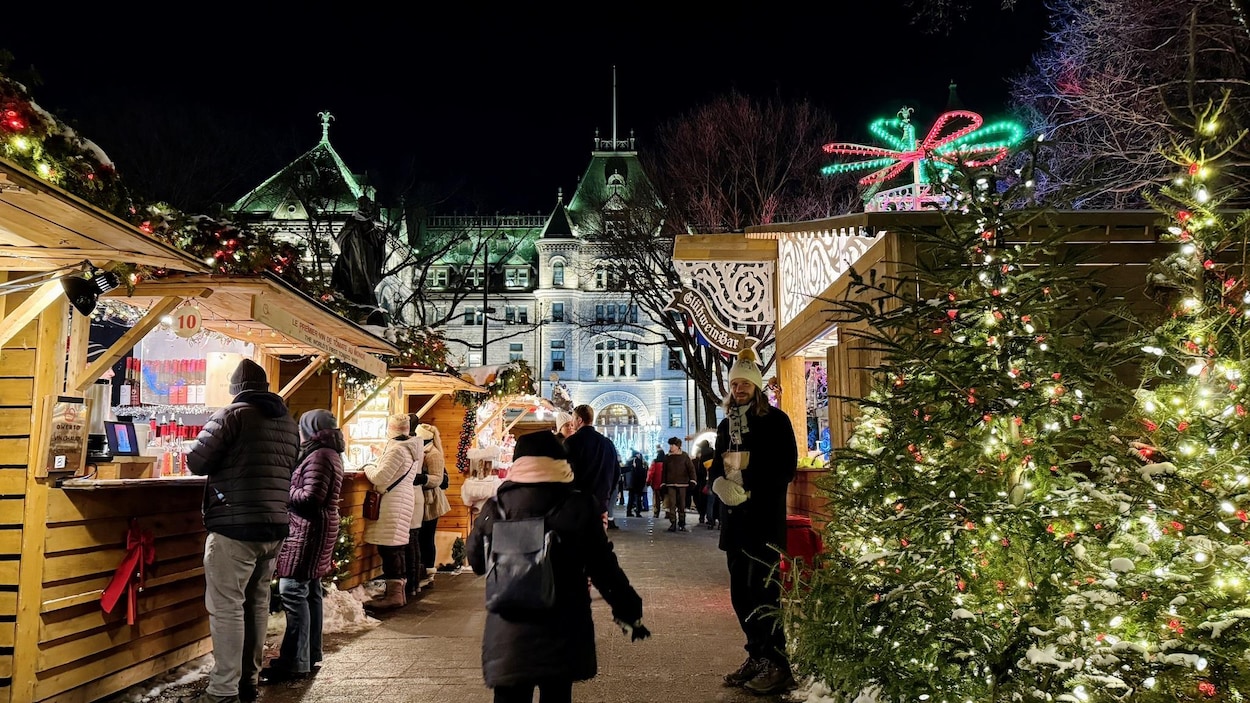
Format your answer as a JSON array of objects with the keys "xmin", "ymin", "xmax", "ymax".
[{"xmin": 118, "ymin": 358, "xmax": 132, "ymax": 408}]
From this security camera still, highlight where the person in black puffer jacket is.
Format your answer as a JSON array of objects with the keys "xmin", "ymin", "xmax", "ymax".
[
  {"xmin": 468, "ymin": 430, "xmax": 649, "ymax": 703},
  {"xmin": 186, "ymin": 358, "xmax": 299, "ymax": 703}
]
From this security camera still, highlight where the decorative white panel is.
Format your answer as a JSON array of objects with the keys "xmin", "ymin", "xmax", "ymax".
[
  {"xmin": 675, "ymin": 260, "xmax": 775, "ymax": 326},
  {"xmin": 777, "ymin": 229, "xmax": 880, "ymax": 327}
]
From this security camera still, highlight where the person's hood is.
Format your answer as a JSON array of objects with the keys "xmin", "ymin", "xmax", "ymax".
[{"xmin": 233, "ymin": 390, "xmax": 290, "ymax": 418}]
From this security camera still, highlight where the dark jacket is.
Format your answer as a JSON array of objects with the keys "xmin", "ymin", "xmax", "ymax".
[
  {"xmin": 661, "ymin": 452, "xmax": 696, "ymax": 487},
  {"xmin": 694, "ymin": 443, "xmax": 714, "ymax": 488},
  {"xmin": 275, "ymin": 428, "xmax": 345, "ymax": 581},
  {"xmin": 708, "ymin": 405, "xmax": 798, "ymax": 554},
  {"xmin": 187, "ymin": 390, "xmax": 299, "ymax": 542},
  {"xmin": 628, "ymin": 455, "xmax": 648, "ymax": 491},
  {"xmin": 563, "ymin": 425, "xmax": 618, "ymax": 513},
  {"xmin": 467, "ymin": 482, "xmax": 642, "ymax": 687}
]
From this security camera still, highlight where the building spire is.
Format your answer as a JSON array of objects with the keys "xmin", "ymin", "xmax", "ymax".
[
  {"xmin": 318, "ymin": 111, "xmax": 334, "ymax": 143},
  {"xmin": 592, "ymin": 67, "xmax": 636, "ymax": 152}
]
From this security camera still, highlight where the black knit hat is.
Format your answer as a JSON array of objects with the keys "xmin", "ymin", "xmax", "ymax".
[
  {"xmin": 230, "ymin": 358, "xmax": 268, "ymax": 395},
  {"xmin": 513, "ymin": 430, "xmax": 568, "ymax": 461}
]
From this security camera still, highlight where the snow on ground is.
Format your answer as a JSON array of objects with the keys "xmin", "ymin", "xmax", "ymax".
[{"xmin": 106, "ymin": 581, "xmax": 381, "ymax": 702}]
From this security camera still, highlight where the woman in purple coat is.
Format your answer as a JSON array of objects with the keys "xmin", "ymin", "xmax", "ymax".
[{"xmin": 261, "ymin": 409, "xmax": 344, "ymax": 683}]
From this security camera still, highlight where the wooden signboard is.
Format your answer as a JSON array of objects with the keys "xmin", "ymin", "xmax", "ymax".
[{"xmin": 37, "ymin": 395, "xmax": 89, "ymax": 477}]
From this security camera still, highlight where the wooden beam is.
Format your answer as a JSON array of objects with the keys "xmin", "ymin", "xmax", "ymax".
[
  {"xmin": 66, "ymin": 304, "xmax": 91, "ymax": 393},
  {"xmin": 0, "ymin": 279, "xmax": 64, "ymax": 349},
  {"xmin": 412, "ymin": 393, "xmax": 445, "ymax": 420},
  {"xmin": 278, "ymin": 355, "xmax": 327, "ymax": 400},
  {"xmin": 340, "ymin": 377, "xmax": 394, "ymax": 425},
  {"xmin": 72, "ymin": 296, "xmax": 182, "ymax": 393}
]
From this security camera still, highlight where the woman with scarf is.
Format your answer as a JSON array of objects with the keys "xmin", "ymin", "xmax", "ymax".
[
  {"xmin": 467, "ymin": 430, "xmax": 649, "ymax": 703},
  {"xmin": 261, "ymin": 409, "xmax": 344, "ymax": 683}
]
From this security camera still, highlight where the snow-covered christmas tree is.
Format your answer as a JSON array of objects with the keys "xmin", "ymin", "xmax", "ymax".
[
  {"xmin": 1033, "ymin": 94, "xmax": 1250, "ymax": 702},
  {"xmin": 785, "ymin": 147, "xmax": 1144, "ymax": 702}
]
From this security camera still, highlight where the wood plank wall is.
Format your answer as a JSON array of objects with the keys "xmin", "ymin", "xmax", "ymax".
[{"xmin": 0, "ymin": 302, "xmax": 38, "ymax": 702}]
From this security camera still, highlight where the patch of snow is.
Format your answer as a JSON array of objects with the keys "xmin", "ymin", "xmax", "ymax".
[
  {"xmin": 1137, "ymin": 462, "xmax": 1176, "ymax": 479},
  {"xmin": 1199, "ymin": 609, "xmax": 1250, "ymax": 639},
  {"xmin": 1109, "ymin": 557, "xmax": 1135, "ymax": 572},
  {"xmin": 1024, "ymin": 646, "xmax": 1076, "ymax": 672},
  {"xmin": 104, "ymin": 654, "xmax": 215, "ymax": 702}
]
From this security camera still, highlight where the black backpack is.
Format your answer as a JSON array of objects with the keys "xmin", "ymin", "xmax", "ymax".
[{"xmin": 483, "ymin": 498, "xmax": 561, "ymax": 615}]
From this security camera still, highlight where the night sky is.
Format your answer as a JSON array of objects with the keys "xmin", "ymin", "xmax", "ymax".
[{"xmin": 2, "ymin": 1, "xmax": 1048, "ymax": 214}]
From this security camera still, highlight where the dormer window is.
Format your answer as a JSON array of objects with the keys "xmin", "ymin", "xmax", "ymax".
[
  {"xmin": 463, "ymin": 268, "xmax": 483, "ymax": 288},
  {"xmin": 505, "ymin": 267, "xmax": 529, "ymax": 288},
  {"xmin": 430, "ymin": 268, "xmax": 448, "ymax": 288}
]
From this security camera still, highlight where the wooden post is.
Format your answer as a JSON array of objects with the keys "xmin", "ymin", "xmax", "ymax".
[
  {"xmin": 0, "ymin": 279, "xmax": 63, "ymax": 349},
  {"xmin": 258, "ymin": 352, "xmax": 282, "ymax": 394},
  {"xmin": 777, "ymin": 355, "xmax": 806, "ymax": 453},
  {"xmin": 12, "ymin": 296, "xmax": 69, "ymax": 701},
  {"xmin": 278, "ymin": 354, "xmax": 327, "ymax": 400}
]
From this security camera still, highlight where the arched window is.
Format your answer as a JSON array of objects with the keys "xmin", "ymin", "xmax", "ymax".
[
  {"xmin": 552, "ymin": 260, "xmax": 565, "ymax": 287},
  {"xmin": 594, "ymin": 339, "xmax": 639, "ymax": 378}
]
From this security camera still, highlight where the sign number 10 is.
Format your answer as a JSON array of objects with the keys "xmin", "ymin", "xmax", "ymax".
[{"xmin": 174, "ymin": 305, "xmax": 202, "ymax": 339}]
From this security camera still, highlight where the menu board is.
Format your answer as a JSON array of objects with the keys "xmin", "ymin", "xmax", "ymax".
[{"xmin": 39, "ymin": 395, "xmax": 89, "ymax": 477}]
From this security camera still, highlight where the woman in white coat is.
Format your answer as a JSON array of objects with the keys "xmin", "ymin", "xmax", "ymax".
[
  {"xmin": 415, "ymin": 424, "xmax": 452, "ymax": 583},
  {"xmin": 364, "ymin": 413, "xmax": 422, "ymax": 610}
]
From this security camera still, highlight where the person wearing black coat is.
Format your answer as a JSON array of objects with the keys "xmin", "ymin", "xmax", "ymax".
[
  {"xmin": 626, "ymin": 451, "xmax": 648, "ymax": 517},
  {"xmin": 693, "ymin": 439, "xmax": 713, "ymax": 524},
  {"xmin": 562, "ymin": 404, "xmax": 618, "ymax": 526},
  {"xmin": 186, "ymin": 358, "xmax": 299, "ymax": 703},
  {"xmin": 707, "ymin": 349, "xmax": 798, "ymax": 696},
  {"xmin": 468, "ymin": 431, "xmax": 649, "ymax": 703}
]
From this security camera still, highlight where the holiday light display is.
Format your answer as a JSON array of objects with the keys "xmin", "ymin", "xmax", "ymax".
[
  {"xmin": 1032, "ymin": 97, "xmax": 1250, "ymax": 702},
  {"xmin": 822, "ymin": 108, "xmax": 1026, "ymax": 207},
  {"xmin": 785, "ymin": 146, "xmax": 1146, "ymax": 702}
]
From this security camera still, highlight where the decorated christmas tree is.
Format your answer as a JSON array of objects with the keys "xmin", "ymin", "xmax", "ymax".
[
  {"xmin": 1028, "ymin": 95, "xmax": 1250, "ymax": 702},
  {"xmin": 785, "ymin": 148, "xmax": 1142, "ymax": 702}
]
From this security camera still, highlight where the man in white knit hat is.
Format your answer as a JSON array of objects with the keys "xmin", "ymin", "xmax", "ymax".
[{"xmin": 708, "ymin": 348, "xmax": 798, "ymax": 696}]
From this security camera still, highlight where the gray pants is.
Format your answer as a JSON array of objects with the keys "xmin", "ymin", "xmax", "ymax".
[{"xmin": 204, "ymin": 532, "xmax": 283, "ymax": 698}]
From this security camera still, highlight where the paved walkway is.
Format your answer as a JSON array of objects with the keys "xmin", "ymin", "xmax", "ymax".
[{"xmin": 132, "ymin": 510, "xmax": 802, "ymax": 703}]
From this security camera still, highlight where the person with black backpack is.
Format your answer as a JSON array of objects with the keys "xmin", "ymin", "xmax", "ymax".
[{"xmin": 468, "ymin": 430, "xmax": 650, "ymax": 703}]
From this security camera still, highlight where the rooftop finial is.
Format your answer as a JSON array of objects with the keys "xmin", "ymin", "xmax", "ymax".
[
  {"xmin": 318, "ymin": 111, "xmax": 335, "ymax": 143},
  {"xmin": 612, "ymin": 65, "xmax": 618, "ymax": 150},
  {"xmin": 557, "ymin": 187, "xmax": 564, "ymax": 204}
]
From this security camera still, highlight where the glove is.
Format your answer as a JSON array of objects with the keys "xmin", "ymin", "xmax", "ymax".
[
  {"xmin": 614, "ymin": 617, "xmax": 651, "ymax": 642},
  {"xmin": 412, "ymin": 473, "xmax": 429, "ymax": 486}
]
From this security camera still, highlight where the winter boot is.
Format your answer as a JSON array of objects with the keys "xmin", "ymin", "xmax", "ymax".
[
  {"xmin": 366, "ymin": 579, "xmax": 406, "ymax": 610},
  {"xmin": 415, "ymin": 560, "xmax": 430, "ymax": 592}
]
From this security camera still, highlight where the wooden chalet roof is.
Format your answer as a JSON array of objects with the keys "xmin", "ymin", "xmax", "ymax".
[
  {"xmin": 393, "ymin": 368, "xmax": 487, "ymax": 396},
  {"xmin": 0, "ymin": 158, "xmax": 208, "ymax": 273},
  {"xmin": 104, "ymin": 272, "xmax": 399, "ymax": 358}
]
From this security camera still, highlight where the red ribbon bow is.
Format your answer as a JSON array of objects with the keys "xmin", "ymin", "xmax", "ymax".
[{"xmin": 101, "ymin": 520, "xmax": 155, "ymax": 625}]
